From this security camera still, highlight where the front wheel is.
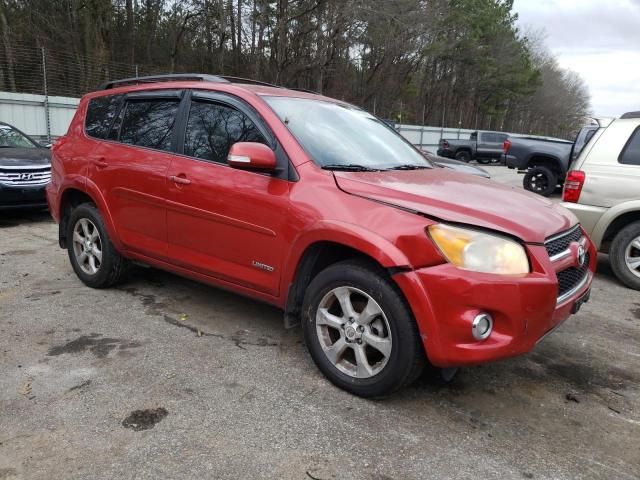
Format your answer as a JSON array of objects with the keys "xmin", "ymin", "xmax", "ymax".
[
  {"xmin": 523, "ymin": 166, "xmax": 557, "ymax": 197},
  {"xmin": 302, "ymin": 260, "xmax": 425, "ymax": 397},
  {"xmin": 610, "ymin": 222, "xmax": 640, "ymax": 290}
]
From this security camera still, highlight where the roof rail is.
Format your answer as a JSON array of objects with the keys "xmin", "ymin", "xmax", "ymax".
[
  {"xmin": 620, "ymin": 111, "xmax": 640, "ymax": 119},
  {"xmin": 218, "ymin": 76, "xmax": 280, "ymax": 88},
  {"xmin": 98, "ymin": 74, "xmax": 230, "ymax": 90}
]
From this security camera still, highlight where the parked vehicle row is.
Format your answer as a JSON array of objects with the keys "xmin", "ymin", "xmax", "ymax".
[
  {"xmin": 46, "ymin": 74, "xmax": 596, "ymax": 397},
  {"xmin": 563, "ymin": 112, "xmax": 640, "ymax": 290}
]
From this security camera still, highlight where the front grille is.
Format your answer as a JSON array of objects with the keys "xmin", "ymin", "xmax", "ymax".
[
  {"xmin": 557, "ymin": 253, "xmax": 590, "ymax": 298},
  {"xmin": 545, "ymin": 225, "xmax": 582, "ymax": 258},
  {"xmin": 0, "ymin": 166, "xmax": 51, "ymax": 186}
]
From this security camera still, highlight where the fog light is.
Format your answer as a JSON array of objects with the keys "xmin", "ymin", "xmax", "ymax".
[{"xmin": 472, "ymin": 313, "xmax": 493, "ymax": 341}]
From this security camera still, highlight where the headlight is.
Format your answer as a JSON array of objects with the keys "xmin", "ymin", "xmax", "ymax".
[{"xmin": 428, "ymin": 224, "xmax": 529, "ymax": 275}]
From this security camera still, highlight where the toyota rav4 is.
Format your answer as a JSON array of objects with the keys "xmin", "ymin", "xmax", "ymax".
[{"xmin": 47, "ymin": 74, "xmax": 597, "ymax": 397}]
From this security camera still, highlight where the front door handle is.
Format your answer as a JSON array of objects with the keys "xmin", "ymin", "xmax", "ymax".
[{"xmin": 170, "ymin": 175, "xmax": 191, "ymax": 185}]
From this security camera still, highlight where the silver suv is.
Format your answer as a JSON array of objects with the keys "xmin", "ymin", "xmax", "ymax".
[{"xmin": 562, "ymin": 111, "xmax": 640, "ymax": 290}]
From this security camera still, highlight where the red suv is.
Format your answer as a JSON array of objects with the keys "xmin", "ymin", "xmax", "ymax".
[{"xmin": 47, "ymin": 74, "xmax": 596, "ymax": 397}]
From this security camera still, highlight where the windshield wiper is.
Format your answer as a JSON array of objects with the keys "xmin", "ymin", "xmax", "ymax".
[
  {"xmin": 321, "ymin": 164, "xmax": 380, "ymax": 172},
  {"xmin": 385, "ymin": 164, "xmax": 431, "ymax": 171}
]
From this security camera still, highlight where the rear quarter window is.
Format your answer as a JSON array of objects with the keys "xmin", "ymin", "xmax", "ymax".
[
  {"xmin": 119, "ymin": 99, "xmax": 180, "ymax": 152},
  {"xmin": 85, "ymin": 95, "xmax": 123, "ymax": 139},
  {"xmin": 619, "ymin": 127, "xmax": 640, "ymax": 166}
]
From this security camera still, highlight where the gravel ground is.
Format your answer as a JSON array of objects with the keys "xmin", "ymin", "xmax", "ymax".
[{"xmin": 0, "ymin": 166, "xmax": 639, "ymax": 480}]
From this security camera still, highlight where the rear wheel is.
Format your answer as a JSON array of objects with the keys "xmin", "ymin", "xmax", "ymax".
[
  {"xmin": 523, "ymin": 166, "xmax": 557, "ymax": 197},
  {"xmin": 67, "ymin": 203, "xmax": 128, "ymax": 288},
  {"xmin": 455, "ymin": 150, "xmax": 472, "ymax": 162},
  {"xmin": 610, "ymin": 222, "xmax": 640, "ymax": 290},
  {"xmin": 302, "ymin": 260, "xmax": 424, "ymax": 398}
]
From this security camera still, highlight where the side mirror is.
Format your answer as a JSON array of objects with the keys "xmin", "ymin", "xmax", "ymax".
[{"xmin": 227, "ymin": 142, "xmax": 277, "ymax": 171}]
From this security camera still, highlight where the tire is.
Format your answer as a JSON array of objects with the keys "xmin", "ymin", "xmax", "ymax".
[
  {"xmin": 609, "ymin": 221, "xmax": 640, "ymax": 290},
  {"xmin": 67, "ymin": 203, "xmax": 128, "ymax": 288},
  {"xmin": 476, "ymin": 158, "xmax": 491, "ymax": 165},
  {"xmin": 301, "ymin": 259, "xmax": 425, "ymax": 398},
  {"xmin": 523, "ymin": 166, "xmax": 557, "ymax": 197},
  {"xmin": 455, "ymin": 150, "xmax": 472, "ymax": 162}
]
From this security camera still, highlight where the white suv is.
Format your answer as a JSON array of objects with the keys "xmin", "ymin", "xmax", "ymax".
[{"xmin": 562, "ymin": 111, "xmax": 640, "ymax": 290}]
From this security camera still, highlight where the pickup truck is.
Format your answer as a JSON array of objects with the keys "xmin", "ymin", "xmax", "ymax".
[
  {"xmin": 437, "ymin": 130, "xmax": 508, "ymax": 164},
  {"xmin": 504, "ymin": 126, "xmax": 598, "ymax": 197}
]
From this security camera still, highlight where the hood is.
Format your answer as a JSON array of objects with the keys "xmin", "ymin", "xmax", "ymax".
[
  {"xmin": 334, "ymin": 169, "xmax": 576, "ymax": 243},
  {"xmin": 0, "ymin": 148, "xmax": 51, "ymax": 167}
]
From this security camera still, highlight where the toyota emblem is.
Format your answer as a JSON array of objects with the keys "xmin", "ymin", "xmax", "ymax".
[{"xmin": 577, "ymin": 245, "xmax": 586, "ymax": 267}]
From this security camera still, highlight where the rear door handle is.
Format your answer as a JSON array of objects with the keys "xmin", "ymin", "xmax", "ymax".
[{"xmin": 169, "ymin": 175, "xmax": 191, "ymax": 185}]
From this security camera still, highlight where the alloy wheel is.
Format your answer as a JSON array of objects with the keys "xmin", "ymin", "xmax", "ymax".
[
  {"xmin": 625, "ymin": 235, "xmax": 640, "ymax": 279},
  {"xmin": 530, "ymin": 172, "xmax": 548, "ymax": 193},
  {"xmin": 315, "ymin": 286, "xmax": 392, "ymax": 379},
  {"xmin": 72, "ymin": 218, "xmax": 103, "ymax": 275}
]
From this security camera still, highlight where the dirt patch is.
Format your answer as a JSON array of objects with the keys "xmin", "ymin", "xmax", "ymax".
[
  {"xmin": 47, "ymin": 334, "xmax": 141, "ymax": 358},
  {"xmin": 67, "ymin": 379, "xmax": 92, "ymax": 393},
  {"xmin": 122, "ymin": 408, "xmax": 168, "ymax": 431},
  {"xmin": 118, "ymin": 287, "xmax": 169, "ymax": 316},
  {"xmin": 0, "ymin": 249, "xmax": 37, "ymax": 256},
  {"xmin": 26, "ymin": 290, "xmax": 61, "ymax": 301},
  {"xmin": 525, "ymin": 352, "xmax": 639, "ymax": 393}
]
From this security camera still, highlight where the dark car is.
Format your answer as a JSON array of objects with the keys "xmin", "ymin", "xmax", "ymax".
[
  {"xmin": 503, "ymin": 127, "xmax": 596, "ymax": 197},
  {"xmin": 0, "ymin": 122, "xmax": 51, "ymax": 210}
]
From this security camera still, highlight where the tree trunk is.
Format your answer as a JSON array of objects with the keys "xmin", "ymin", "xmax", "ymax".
[{"xmin": 126, "ymin": 0, "xmax": 135, "ymax": 65}]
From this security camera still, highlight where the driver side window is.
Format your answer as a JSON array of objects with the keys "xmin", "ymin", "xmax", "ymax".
[{"xmin": 184, "ymin": 101, "xmax": 267, "ymax": 163}]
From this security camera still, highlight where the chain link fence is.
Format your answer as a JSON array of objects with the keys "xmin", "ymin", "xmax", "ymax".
[{"xmin": 0, "ymin": 41, "xmax": 169, "ymax": 98}]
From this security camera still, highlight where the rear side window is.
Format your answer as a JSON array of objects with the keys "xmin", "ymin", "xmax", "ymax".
[
  {"xmin": 119, "ymin": 99, "xmax": 180, "ymax": 152},
  {"xmin": 619, "ymin": 127, "xmax": 640, "ymax": 166},
  {"xmin": 85, "ymin": 95, "xmax": 123, "ymax": 139},
  {"xmin": 184, "ymin": 101, "xmax": 266, "ymax": 163}
]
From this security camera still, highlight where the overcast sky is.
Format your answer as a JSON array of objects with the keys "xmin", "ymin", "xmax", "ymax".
[{"xmin": 512, "ymin": 0, "xmax": 640, "ymax": 118}]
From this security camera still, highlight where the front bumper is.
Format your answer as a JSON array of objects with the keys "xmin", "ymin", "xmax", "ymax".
[
  {"xmin": 394, "ymin": 238, "xmax": 597, "ymax": 367},
  {"xmin": 0, "ymin": 183, "xmax": 48, "ymax": 210}
]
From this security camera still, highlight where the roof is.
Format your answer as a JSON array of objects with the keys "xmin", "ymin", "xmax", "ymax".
[{"xmin": 93, "ymin": 73, "xmax": 343, "ymax": 104}]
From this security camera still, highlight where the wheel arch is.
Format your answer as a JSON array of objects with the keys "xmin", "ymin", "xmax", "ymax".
[
  {"xmin": 58, "ymin": 182, "xmax": 121, "ymax": 251},
  {"xmin": 593, "ymin": 205, "xmax": 640, "ymax": 253},
  {"xmin": 527, "ymin": 155, "xmax": 563, "ymax": 174},
  {"xmin": 282, "ymin": 224, "xmax": 413, "ymax": 328}
]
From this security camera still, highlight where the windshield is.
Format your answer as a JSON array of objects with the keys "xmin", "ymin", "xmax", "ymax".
[
  {"xmin": 264, "ymin": 96, "xmax": 432, "ymax": 170},
  {"xmin": 0, "ymin": 125, "xmax": 37, "ymax": 148}
]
